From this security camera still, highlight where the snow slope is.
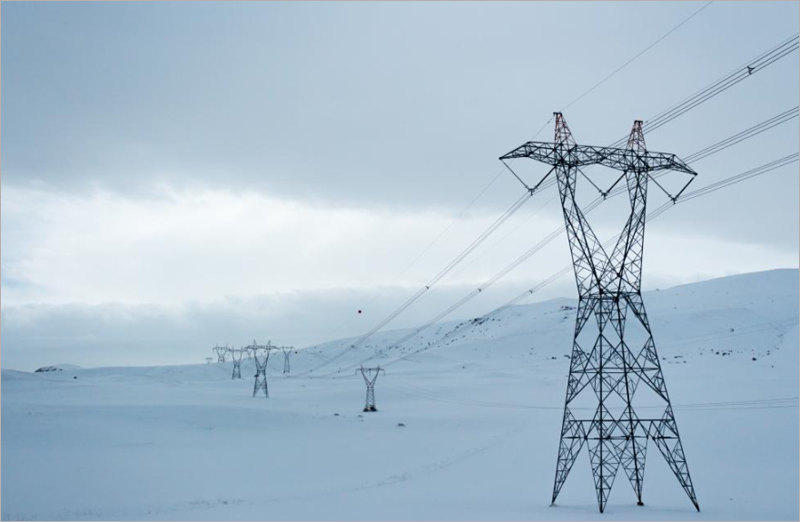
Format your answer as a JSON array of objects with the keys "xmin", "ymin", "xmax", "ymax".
[{"xmin": 1, "ymin": 269, "xmax": 798, "ymax": 520}]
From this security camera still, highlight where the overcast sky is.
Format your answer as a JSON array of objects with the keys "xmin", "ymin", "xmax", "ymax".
[{"xmin": 2, "ymin": 1, "xmax": 798, "ymax": 370}]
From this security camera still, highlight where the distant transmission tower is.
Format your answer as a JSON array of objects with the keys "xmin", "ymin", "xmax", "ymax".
[
  {"xmin": 229, "ymin": 348, "xmax": 245, "ymax": 380},
  {"xmin": 500, "ymin": 113, "xmax": 699, "ymax": 513},
  {"xmin": 282, "ymin": 347, "xmax": 292, "ymax": 374},
  {"xmin": 248, "ymin": 340, "xmax": 274, "ymax": 398},
  {"xmin": 356, "ymin": 366, "xmax": 384, "ymax": 412},
  {"xmin": 212, "ymin": 344, "xmax": 229, "ymax": 363}
]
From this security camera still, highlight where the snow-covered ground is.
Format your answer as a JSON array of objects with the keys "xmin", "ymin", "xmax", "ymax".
[{"xmin": 2, "ymin": 269, "xmax": 798, "ymax": 521}]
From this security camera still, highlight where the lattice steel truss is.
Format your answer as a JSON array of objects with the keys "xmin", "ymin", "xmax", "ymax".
[
  {"xmin": 282, "ymin": 347, "xmax": 292, "ymax": 374},
  {"xmin": 212, "ymin": 344, "xmax": 229, "ymax": 363},
  {"xmin": 247, "ymin": 340, "xmax": 274, "ymax": 398},
  {"xmin": 229, "ymin": 347, "xmax": 245, "ymax": 380},
  {"xmin": 356, "ymin": 366, "xmax": 384, "ymax": 412},
  {"xmin": 500, "ymin": 113, "xmax": 699, "ymax": 513}
]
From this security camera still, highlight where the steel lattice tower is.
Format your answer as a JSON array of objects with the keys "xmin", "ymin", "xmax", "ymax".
[
  {"xmin": 500, "ymin": 113, "xmax": 699, "ymax": 513},
  {"xmin": 248, "ymin": 340, "xmax": 273, "ymax": 398},
  {"xmin": 230, "ymin": 348, "xmax": 244, "ymax": 380},
  {"xmin": 356, "ymin": 366, "xmax": 384, "ymax": 412},
  {"xmin": 282, "ymin": 347, "xmax": 292, "ymax": 374},
  {"xmin": 212, "ymin": 344, "xmax": 229, "ymax": 363}
]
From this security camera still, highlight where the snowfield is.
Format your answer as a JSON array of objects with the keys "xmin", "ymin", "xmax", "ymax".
[{"xmin": 2, "ymin": 269, "xmax": 798, "ymax": 521}]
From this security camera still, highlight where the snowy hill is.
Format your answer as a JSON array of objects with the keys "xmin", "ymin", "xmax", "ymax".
[{"xmin": 2, "ymin": 269, "xmax": 798, "ymax": 520}]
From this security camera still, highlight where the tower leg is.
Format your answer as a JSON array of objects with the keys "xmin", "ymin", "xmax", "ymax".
[
  {"xmin": 587, "ymin": 421, "xmax": 624, "ymax": 514},
  {"xmin": 552, "ymin": 295, "xmax": 698, "ymax": 512},
  {"xmin": 552, "ymin": 409, "xmax": 587, "ymax": 504},
  {"xmin": 253, "ymin": 374, "xmax": 269, "ymax": 397},
  {"xmin": 364, "ymin": 384, "xmax": 376, "ymax": 412},
  {"xmin": 620, "ymin": 420, "xmax": 648, "ymax": 505},
  {"xmin": 649, "ymin": 408, "xmax": 700, "ymax": 511}
]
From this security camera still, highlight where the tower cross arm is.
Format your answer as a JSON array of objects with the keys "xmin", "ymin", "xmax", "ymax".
[
  {"xmin": 500, "ymin": 142, "xmax": 697, "ymax": 176},
  {"xmin": 499, "ymin": 141, "xmax": 573, "ymax": 164}
]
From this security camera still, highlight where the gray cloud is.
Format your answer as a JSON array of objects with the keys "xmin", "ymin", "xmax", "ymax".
[
  {"xmin": 0, "ymin": 278, "xmax": 579, "ymax": 371},
  {"xmin": 3, "ymin": 3, "xmax": 798, "ymax": 223},
  {"xmin": 2, "ymin": 2, "xmax": 798, "ymax": 370}
]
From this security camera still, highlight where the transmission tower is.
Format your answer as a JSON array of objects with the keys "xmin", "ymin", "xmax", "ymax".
[
  {"xmin": 212, "ymin": 344, "xmax": 229, "ymax": 363},
  {"xmin": 282, "ymin": 347, "xmax": 293, "ymax": 374},
  {"xmin": 356, "ymin": 366, "xmax": 384, "ymax": 412},
  {"xmin": 229, "ymin": 347, "xmax": 245, "ymax": 380},
  {"xmin": 500, "ymin": 113, "xmax": 699, "ymax": 513},
  {"xmin": 247, "ymin": 340, "xmax": 274, "ymax": 398}
]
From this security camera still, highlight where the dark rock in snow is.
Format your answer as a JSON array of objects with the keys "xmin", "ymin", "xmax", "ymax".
[{"xmin": 35, "ymin": 366, "xmax": 63, "ymax": 373}]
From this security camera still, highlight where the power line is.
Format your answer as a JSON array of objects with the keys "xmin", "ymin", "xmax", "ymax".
[
  {"xmin": 562, "ymin": 2, "xmax": 714, "ymax": 114},
  {"xmin": 520, "ymin": 35, "xmax": 799, "ymax": 203},
  {"xmin": 648, "ymin": 152, "xmax": 800, "ymax": 220},
  {"xmin": 444, "ymin": 193, "xmax": 560, "ymax": 284},
  {"xmin": 607, "ymin": 33, "xmax": 799, "ymax": 148},
  {"xmin": 530, "ymin": 1, "xmax": 715, "ymax": 140},
  {"xmin": 303, "ymin": 32, "xmax": 799, "ymax": 374},
  {"xmin": 310, "ymin": 113, "xmax": 799, "ymax": 377},
  {"xmin": 684, "ymin": 107, "xmax": 799, "ymax": 163},
  {"xmin": 314, "ymin": 166, "xmax": 509, "ymax": 345},
  {"xmin": 301, "ymin": 190, "xmax": 533, "ymax": 374},
  {"xmin": 336, "ymin": 151, "xmax": 798, "ymax": 373},
  {"xmin": 401, "ymin": 153, "xmax": 798, "ymax": 366},
  {"xmin": 317, "ymin": 6, "xmax": 734, "ymax": 354},
  {"xmin": 368, "ymin": 115, "xmax": 799, "ymax": 366}
]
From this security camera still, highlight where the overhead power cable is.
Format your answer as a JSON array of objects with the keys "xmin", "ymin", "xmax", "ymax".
[
  {"xmin": 562, "ymin": 2, "xmax": 714, "ymax": 114},
  {"xmin": 309, "ymin": 108, "xmax": 799, "ymax": 376},
  {"xmin": 349, "ymin": 192, "xmax": 530, "ymax": 345},
  {"xmin": 648, "ymin": 152, "xmax": 800, "ymax": 220},
  {"xmin": 683, "ymin": 107, "xmax": 798, "ymax": 163},
  {"xmin": 444, "ymin": 193, "xmax": 560, "ymax": 285},
  {"xmin": 314, "ymin": 166, "xmax": 509, "ymax": 345},
  {"xmin": 370, "ymin": 112, "xmax": 799, "ymax": 362},
  {"xmin": 302, "ymin": 32, "xmax": 799, "ymax": 373},
  {"xmin": 607, "ymin": 33, "xmax": 799, "ymax": 148},
  {"xmin": 517, "ymin": 35, "xmax": 799, "ymax": 202},
  {"xmin": 330, "ymin": 151, "xmax": 798, "ymax": 374},
  {"xmin": 530, "ymin": 1, "xmax": 714, "ymax": 140},
  {"xmin": 317, "ymin": 5, "xmax": 730, "ymax": 354},
  {"xmin": 301, "ymin": 190, "xmax": 532, "ymax": 373}
]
